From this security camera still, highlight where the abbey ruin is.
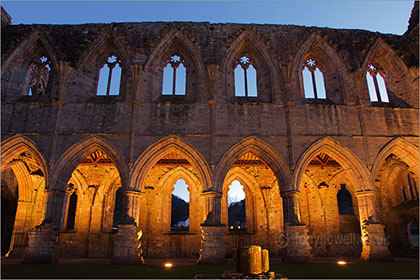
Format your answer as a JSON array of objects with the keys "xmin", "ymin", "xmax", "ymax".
[{"xmin": 1, "ymin": 3, "xmax": 418, "ymax": 264}]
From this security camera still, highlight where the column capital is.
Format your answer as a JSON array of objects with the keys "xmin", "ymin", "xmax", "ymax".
[
  {"xmin": 201, "ymin": 189, "xmax": 223, "ymax": 198},
  {"xmin": 45, "ymin": 188, "xmax": 66, "ymax": 196},
  {"xmin": 123, "ymin": 189, "xmax": 143, "ymax": 198},
  {"xmin": 280, "ymin": 190, "xmax": 301, "ymax": 198},
  {"xmin": 355, "ymin": 189, "xmax": 375, "ymax": 198}
]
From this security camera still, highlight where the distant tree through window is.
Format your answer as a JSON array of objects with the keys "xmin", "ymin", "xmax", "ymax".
[
  {"xmin": 366, "ymin": 64, "xmax": 389, "ymax": 103},
  {"xmin": 27, "ymin": 56, "xmax": 51, "ymax": 96},
  {"xmin": 302, "ymin": 58, "xmax": 326, "ymax": 99},
  {"xmin": 227, "ymin": 180, "xmax": 246, "ymax": 231},
  {"xmin": 234, "ymin": 56, "xmax": 257, "ymax": 97},
  {"xmin": 162, "ymin": 55, "xmax": 186, "ymax": 95},
  {"xmin": 97, "ymin": 55, "xmax": 121, "ymax": 96},
  {"xmin": 171, "ymin": 179, "xmax": 189, "ymax": 231}
]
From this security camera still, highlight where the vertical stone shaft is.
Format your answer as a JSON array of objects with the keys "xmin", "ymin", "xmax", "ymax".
[
  {"xmin": 43, "ymin": 188, "xmax": 66, "ymax": 225},
  {"xmin": 281, "ymin": 190, "xmax": 301, "ymax": 225}
]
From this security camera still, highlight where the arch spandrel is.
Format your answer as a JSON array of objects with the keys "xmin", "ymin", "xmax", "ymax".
[
  {"xmin": 130, "ymin": 136, "xmax": 212, "ymax": 193},
  {"xmin": 50, "ymin": 136, "xmax": 129, "ymax": 193},
  {"xmin": 294, "ymin": 137, "xmax": 371, "ymax": 193},
  {"xmin": 371, "ymin": 137, "xmax": 419, "ymax": 181},
  {"xmin": 214, "ymin": 137, "xmax": 292, "ymax": 193}
]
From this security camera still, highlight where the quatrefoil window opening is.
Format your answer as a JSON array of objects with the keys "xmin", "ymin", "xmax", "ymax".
[
  {"xmin": 366, "ymin": 64, "xmax": 389, "ymax": 103},
  {"xmin": 234, "ymin": 56, "xmax": 257, "ymax": 97},
  {"xmin": 302, "ymin": 58, "xmax": 326, "ymax": 99},
  {"xmin": 97, "ymin": 55, "xmax": 122, "ymax": 96},
  {"xmin": 162, "ymin": 55, "xmax": 186, "ymax": 96},
  {"xmin": 27, "ymin": 56, "xmax": 51, "ymax": 96}
]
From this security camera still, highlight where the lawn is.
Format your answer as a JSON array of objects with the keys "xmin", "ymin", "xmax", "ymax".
[{"xmin": 1, "ymin": 262, "xmax": 418, "ymax": 279}]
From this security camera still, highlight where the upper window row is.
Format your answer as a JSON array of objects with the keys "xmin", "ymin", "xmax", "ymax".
[{"xmin": 25, "ymin": 54, "xmax": 390, "ymax": 104}]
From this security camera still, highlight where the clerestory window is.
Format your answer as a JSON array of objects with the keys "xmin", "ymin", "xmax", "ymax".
[
  {"xmin": 162, "ymin": 55, "xmax": 186, "ymax": 96},
  {"xmin": 234, "ymin": 56, "xmax": 257, "ymax": 97},
  {"xmin": 366, "ymin": 64, "xmax": 389, "ymax": 103},
  {"xmin": 97, "ymin": 55, "xmax": 122, "ymax": 96},
  {"xmin": 302, "ymin": 58, "xmax": 326, "ymax": 99},
  {"xmin": 27, "ymin": 56, "xmax": 51, "ymax": 96}
]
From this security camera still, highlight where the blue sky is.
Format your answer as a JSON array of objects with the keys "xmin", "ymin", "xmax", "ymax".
[{"xmin": 2, "ymin": 1, "xmax": 414, "ymax": 35}]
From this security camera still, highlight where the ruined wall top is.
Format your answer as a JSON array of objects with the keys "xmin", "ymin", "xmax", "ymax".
[
  {"xmin": 1, "ymin": 6, "xmax": 11, "ymax": 27},
  {"xmin": 2, "ymin": 19, "xmax": 418, "ymax": 72}
]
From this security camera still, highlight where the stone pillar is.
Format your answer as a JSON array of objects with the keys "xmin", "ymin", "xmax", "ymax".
[
  {"xmin": 281, "ymin": 190, "xmax": 312, "ymax": 262},
  {"xmin": 22, "ymin": 188, "xmax": 65, "ymax": 264},
  {"xmin": 111, "ymin": 189, "xmax": 144, "ymax": 264},
  {"xmin": 198, "ymin": 190, "xmax": 226, "ymax": 264},
  {"xmin": 355, "ymin": 190, "xmax": 392, "ymax": 261}
]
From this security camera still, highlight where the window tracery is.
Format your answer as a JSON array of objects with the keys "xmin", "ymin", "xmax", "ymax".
[
  {"xmin": 366, "ymin": 64, "xmax": 389, "ymax": 103},
  {"xmin": 234, "ymin": 56, "xmax": 257, "ymax": 97},
  {"xmin": 97, "ymin": 55, "xmax": 122, "ymax": 96},
  {"xmin": 302, "ymin": 58, "xmax": 326, "ymax": 99},
  {"xmin": 27, "ymin": 56, "xmax": 51, "ymax": 96},
  {"xmin": 162, "ymin": 55, "xmax": 186, "ymax": 96}
]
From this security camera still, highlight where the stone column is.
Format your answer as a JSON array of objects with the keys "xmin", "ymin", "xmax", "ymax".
[
  {"xmin": 198, "ymin": 190, "xmax": 226, "ymax": 264},
  {"xmin": 355, "ymin": 190, "xmax": 392, "ymax": 261},
  {"xmin": 111, "ymin": 189, "xmax": 144, "ymax": 264},
  {"xmin": 22, "ymin": 188, "xmax": 65, "ymax": 263},
  {"xmin": 281, "ymin": 190, "xmax": 312, "ymax": 262}
]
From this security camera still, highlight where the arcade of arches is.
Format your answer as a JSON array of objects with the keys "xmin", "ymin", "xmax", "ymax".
[{"xmin": 1, "ymin": 136, "xmax": 418, "ymax": 264}]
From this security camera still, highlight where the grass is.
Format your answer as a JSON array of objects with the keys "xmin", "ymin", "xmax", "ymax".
[{"xmin": 1, "ymin": 262, "xmax": 418, "ymax": 279}]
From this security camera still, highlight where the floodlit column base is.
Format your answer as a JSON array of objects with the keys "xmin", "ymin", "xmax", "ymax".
[
  {"xmin": 284, "ymin": 225, "xmax": 312, "ymax": 263},
  {"xmin": 22, "ymin": 223, "xmax": 59, "ymax": 264},
  {"xmin": 111, "ymin": 224, "xmax": 144, "ymax": 264},
  {"xmin": 198, "ymin": 224, "xmax": 226, "ymax": 264},
  {"xmin": 361, "ymin": 223, "xmax": 392, "ymax": 261}
]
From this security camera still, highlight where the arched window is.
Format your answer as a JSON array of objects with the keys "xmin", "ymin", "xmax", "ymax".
[
  {"xmin": 227, "ymin": 180, "xmax": 246, "ymax": 231},
  {"xmin": 171, "ymin": 179, "xmax": 189, "ymax": 231},
  {"xmin": 302, "ymin": 58, "xmax": 326, "ymax": 99},
  {"xmin": 408, "ymin": 220, "xmax": 419, "ymax": 248},
  {"xmin": 66, "ymin": 191, "xmax": 78, "ymax": 230},
  {"xmin": 97, "ymin": 55, "xmax": 122, "ymax": 96},
  {"xmin": 112, "ymin": 187, "xmax": 123, "ymax": 229},
  {"xmin": 234, "ymin": 56, "xmax": 257, "ymax": 97},
  {"xmin": 162, "ymin": 55, "xmax": 186, "ymax": 96},
  {"xmin": 366, "ymin": 64, "xmax": 389, "ymax": 103},
  {"xmin": 27, "ymin": 56, "xmax": 51, "ymax": 96},
  {"xmin": 407, "ymin": 174, "xmax": 418, "ymax": 200},
  {"xmin": 337, "ymin": 184, "xmax": 354, "ymax": 214}
]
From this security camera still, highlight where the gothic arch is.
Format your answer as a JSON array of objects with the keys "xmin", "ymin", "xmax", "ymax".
[
  {"xmin": 68, "ymin": 29, "xmax": 132, "ymax": 101},
  {"xmin": 1, "ymin": 31, "xmax": 59, "ymax": 101},
  {"xmin": 361, "ymin": 37, "xmax": 413, "ymax": 106},
  {"xmin": 130, "ymin": 136, "xmax": 212, "ymax": 193},
  {"xmin": 371, "ymin": 137, "xmax": 419, "ymax": 180},
  {"xmin": 292, "ymin": 32, "xmax": 349, "ymax": 104},
  {"xmin": 155, "ymin": 166, "xmax": 202, "ymax": 194},
  {"xmin": 220, "ymin": 30, "xmax": 279, "ymax": 102},
  {"xmin": 294, "ymin": 137, "xmax": 371, "ymax": 192},
  {"xmin": 50, "ymin": 136, "xmax": 128, "ymax": 193},
  {"xmin": 1, "ymin": 135, "xmax": 49, "ymax": 185},
  {"xmin": 214, "ymin": 137, "xmax": 292, "ymax": 193},
  {"xmin": 144, "ymin": 29, "xmax": 206, "ymax": 102}
]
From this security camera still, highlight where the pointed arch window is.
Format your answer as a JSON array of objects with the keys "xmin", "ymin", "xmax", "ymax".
[
  {"xmin": 234, "ymin": 56, "xmax": 258, "ymax": 97},
  {"xmin": 337, "ymin": 184, "xmax": 354, "ymax": 214},
  {"xmin": 97, "ymin": 55, "xmax": 122, "ymax": 96},
  {"xmin": 162, "ymin": 55, "xmax": 186, "ymax": 96},
  {"xmin": 65, "ymin": 190, "xmax": 78, "ymax": 230},
  {"xmin": 302, "ymin": 58, "xmax": 326, "ymax": 99},
  {"xmin": 171, "ymin": 179, "xmax": 189, "ymax": 231},
  {"xmin": 27, "ymin": 56, "xmax": 51, "ymax": 96},
  {"xmin": 366, "ymin": 64, "xmax": 389, "ymax": 103},
  {"xmin": 112, "ymin": 187, "xmax": 123, "ymax": 229},
  {"xmin": 227, "ymin": 180, "xmax": 246, "ymax": 231}
]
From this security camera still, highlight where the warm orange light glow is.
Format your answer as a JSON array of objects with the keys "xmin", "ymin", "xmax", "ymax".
[
  {"xmin": 164, "ymin": 262, "xmax": 173, "ymax": 268},
  {"xmin": 337, "ymin": 260, "xmax": 347, "ymax": 265}
]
